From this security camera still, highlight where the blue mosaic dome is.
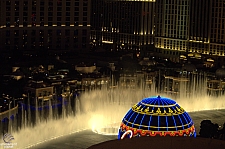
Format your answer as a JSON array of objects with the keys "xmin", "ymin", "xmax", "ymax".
[{"xmin": 118, "ymin": 96, "xmax": 196, "ymax": 139}]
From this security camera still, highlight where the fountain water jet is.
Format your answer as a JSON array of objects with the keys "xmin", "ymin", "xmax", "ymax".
[
  {"xmin": 35, "ymin": 98, "xmax": 40, "ymax": 125},
  {"xmin": 3, "ymin": 75, "xmax": 225, "ymax": 149},
  {"xmin": 75, "ymin": 98, "xmax": 81, "ymax": 115},
  {"xmin": 48, "ymin": 99, "xmax": 53, "ymax": 120}
]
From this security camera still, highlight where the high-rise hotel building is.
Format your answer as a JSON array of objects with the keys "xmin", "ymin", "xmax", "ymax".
[
  {"xmin": 189, "ymin": 0, "xmax": 225, "ymax": 57},
  {"xmin": 91, "ymin": 0, "xmax": 225, "ymax": 64},
  {"xmin": 0, "ymin": 0, "xmax": 90, "ymax": 54},
  {"xmin": 154, "ymin": 0, "xmax": 190, "ymax": 60},
  {"xmin": 155, "ymin": 0, "xmax": 225, "ymax": 63},
  {"xmin": 91, "ymin": 0, "xmax": 156, "ymax": 55},
  {"xmin": 1, "ymin": 0, "xmax": 225, "ymax": 64}
]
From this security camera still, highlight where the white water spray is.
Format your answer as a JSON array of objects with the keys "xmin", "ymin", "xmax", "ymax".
[{"xmin": 1, "ymin": 75, "xmax": 225, "ymax": 149}]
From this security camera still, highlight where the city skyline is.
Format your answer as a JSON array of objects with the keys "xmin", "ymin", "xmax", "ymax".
[
  {"xmin": 1, "ymin": 1, "xmax": 225, "ymax": 148},
  {"xmin": 0, "ymin": 0, "xmax": 225, "ymax": 65},
  {"xmin": 91, "ymin": 0, "xmax": 225, "ymax": 65}
]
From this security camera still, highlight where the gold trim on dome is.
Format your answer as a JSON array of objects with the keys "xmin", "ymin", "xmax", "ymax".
[
  {"xmin": 123, "ymin": 119, "xmax": 193, "ymax": 128},
  {"xmin": 131, "ymin": 104, "xmax": 185, "ymax": 116}
]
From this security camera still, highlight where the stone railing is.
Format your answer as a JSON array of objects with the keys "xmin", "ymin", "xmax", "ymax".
[{"xmin": 0, "ymin": 105, "xmax": 18, "ymax": 121}]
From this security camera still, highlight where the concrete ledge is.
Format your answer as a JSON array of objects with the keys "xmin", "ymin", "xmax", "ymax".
[
  {"xmin": 0, "ymin": 105, "xmax": 18, "ymax": 121},
  {"xmin": 88, "ymin": 137, "xmax": 225, "ymax": 149}
]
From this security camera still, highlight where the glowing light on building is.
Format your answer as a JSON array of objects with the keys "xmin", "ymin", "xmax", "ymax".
[
  {"xmin": 118, "ymin": 96, "xmax": 196, "ymax": 139},
  {"xmin": 114, "ymin": 0, "xmax": 155, "ymax": 1}
]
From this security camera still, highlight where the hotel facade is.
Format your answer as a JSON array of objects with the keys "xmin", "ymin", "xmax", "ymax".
[
  {"xmin": 0, "ymin": 0, "xmax": 91, "ymax": 55},
  {"xmin": 91, "ymin": 0, "xmax": 225, "ymax": 65},
  {"xmin": 154, "ymin": 0, "xmax": 225, "ymax": 64},
  {"xmin": 0, "ymin": 0, "xmax": 225, "ymax": 65},
  {"xmin": 91, "ymin": 0, "xmax": 156, "ymax": 56}
]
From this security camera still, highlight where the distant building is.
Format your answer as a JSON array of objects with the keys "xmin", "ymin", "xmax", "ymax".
[
  {"xmin": 75, "ymin": 64, "xmax": 96, "ymax": 74},
  {"xmin": 154, "ymin": 0, "xmax": 225, "ymax": 64},
  {"xmin": 91, "ymin": 0, "xmax": 156, "ymax": 56},
  {"xmin": 24, "ymin": 81, "xmax": 53, "ymax": 102},
  {"xmin": 91, "ymin": 0, "xmax": 225, "ymax": 66},
  {"xmin": 0, "ymin": 0, "xmax": 91, "ymax": 54},
  {"xmin": 154, "ymin": 0, "xmax": 190, "ymax": 62}
]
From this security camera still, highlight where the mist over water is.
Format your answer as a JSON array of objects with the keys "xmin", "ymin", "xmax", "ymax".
[{"xmin": 3, "ymin": 77, "xmax": 225, "ymax": 149}]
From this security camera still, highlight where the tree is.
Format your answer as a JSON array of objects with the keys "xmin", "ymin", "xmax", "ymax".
[
  {"xmin": 220, "ymin": 123, "xmax": 225, "ymax": 140},
  {"xmin": 199, "ymin": 120, "xmax": 214, "ymax": 138},
  {"xmin": 212, "ymin": 123, "xmax": 219, "ymax": 139}
]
